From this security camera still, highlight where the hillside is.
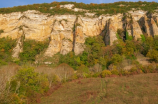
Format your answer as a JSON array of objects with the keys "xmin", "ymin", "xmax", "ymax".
[
  {"xmin": 0, "ymin": 1, "xmax": 158, "ymax": 104},
  {"xmin": 40, "ymin": 73, "xmax": 158, "ymax": 104}
]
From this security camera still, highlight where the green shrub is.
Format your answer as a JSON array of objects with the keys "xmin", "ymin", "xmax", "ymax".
[
  {"xmin": 69, "ymin": 73, "xmax": 78, "ymax": 80},
  {"xmin": 111, "ymin": 69, "xmax": 119, "ymax": 75},
  {"xmin": 6, "ymin": 67, "xmax": 49, "ymax": 103},
  {"xmin": 77, "ymin": 64, "xmax": 90, "ymax": 78},
  {"xmin": 92, "ymin": 72, "xmax": 101, "ymax": 77},
  {"xmin": 101, "ymin": 70, "xmax": 112, "ymax": 78},
  {"xmin": 0, "ymin": 29, "xmax": 4, "ymax": 34},
  {"xmin": 146, "ymin": 49, "xmax": 158, "ymax": 62},
  {"xmin": 110, "ymin": 54, "xmax": 123, "ymax": 65},
  {"xmin": 0, "ymin": 93, "xmax": 27, "ymax": 104},
  {"xmin": 0, "ymin": 59, "xmax": 7, "ymax": 66},
  {"xmin": 147, "ymin": 65, "xmax": 155, "ymax": 73},
  {"xmin": 129, "ymin": 67, "xmax": 141, "ymax": 74},
  {"xmin": 0, "ymin": 37, "xmax": 16, "ymax": 62},
  {"xmin": 141, "ymin": 66, "xmax": 149, "ymax": 73},
  {"xmin": 155, "ymin": 64, "xmax": 158, "ymax": 72},
  {"xmin": 140, "ymin": 35, "xmax": 146, "ymax": 42},
  {"xmin": 126, "ymin": 31, "xmax": 133, "ymax": 40},
  {"xmin": 118, "ymin": 69, "xmax": 130, "ymax": 76},
  {"xmin": 77, "ymin": 64, "xmax": 89, "ymax": 73},
  {"xmin": 19, "ymin": 39, "xmax": 49, "ymax": 62},
  {"xmin": 141, "ymin": 65, "xmax": 155, "ymax": 73}
]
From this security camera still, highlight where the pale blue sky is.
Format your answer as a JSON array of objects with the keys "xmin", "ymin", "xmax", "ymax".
[{"xmin": 0, "ymin": 0, "xmax": 157, "ymax": 8}]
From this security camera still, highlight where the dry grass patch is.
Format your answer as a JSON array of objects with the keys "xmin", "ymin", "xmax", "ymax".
[
  {"xmin": 35, "ymin": 63, "xmax": 74, "ymax": 82},
  {"xmin": 0, "ymin": 64, "xmax": 19, "ymax": 94},
  {"xmin": 40, "ymin": 73, "xmax": 158, "ymax": 104}
]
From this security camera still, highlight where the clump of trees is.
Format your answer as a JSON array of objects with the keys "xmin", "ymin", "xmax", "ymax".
[
  {"xmin": 19, "ymin": 39, "xmax": 49, "ymax": 62},
  {"xmin": 0, "ymin": 37, "xmax": 16, "ymax": 66},
  {"xmin": 59, "ymin": 33, "xmax": 141, "ymax": 71},
  {"xmin": 143, "ymin": 36, "xmax": 158, "ymax": 62}
]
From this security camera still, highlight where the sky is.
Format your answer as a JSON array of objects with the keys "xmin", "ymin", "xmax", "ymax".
[{"xmin": 0, "ymin": 0, "xmax": 157, "ymax": 8}]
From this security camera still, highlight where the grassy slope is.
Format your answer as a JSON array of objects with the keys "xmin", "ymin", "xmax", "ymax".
[{"xmin": 40, "ymin": 73, "xmax": 158, "ymax": 104}]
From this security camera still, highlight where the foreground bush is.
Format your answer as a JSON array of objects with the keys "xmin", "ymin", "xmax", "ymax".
[
  {"xmin": 0, "ymin": 67, "xmax": 49, "ymax": 103},
  {"xmin": 101, "ymin": 70, "xmax": 112, "ymax": 78}
]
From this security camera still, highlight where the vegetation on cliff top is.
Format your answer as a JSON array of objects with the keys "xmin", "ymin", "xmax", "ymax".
[{"xmin": 0, "ymin": 1, "xmax": 158, "ymax": 16}]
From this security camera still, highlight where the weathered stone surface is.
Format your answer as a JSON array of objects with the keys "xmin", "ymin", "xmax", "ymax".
[
  {"xmin": 144, "ymin": 16, "xmax": 152, "ymax": 36},
  {"xmin": 12, "ymin": 35, "xmax": 23, "ymax": 58},
  {"xmin": 128, "ymin": 10, "xmax": 147, "ymax": 21},
  {"xmin": 44, "ymin": 15, "xmax": 76, "ymax": 56},
  {"xmin": 60, "ymin": 39, "xmax": 73, "ymax": 55},
  {"xmin": 105, "ymin": 19, "xmax": 118, "ymax": 45},
  {"xmin": 0, "ymin": 10, "xmax": 158, "ymax": 57},
  {"xmin": 44, "ymin": 31, "xmax": 62, "ymax": 57},
  {"xmin": 60, "ymin": 4, "xmax": 74, "ymax": 9},
  {"xmin": 74, "ymin": 43, "xmax": 85, "ymax": 55},
  {"xmin": 151, "ymin": 18, "xmax": 158, "ymax": 36},
  {"xmin": 132, "ymin": 18, "xmax": 143, "ymax": 39}
]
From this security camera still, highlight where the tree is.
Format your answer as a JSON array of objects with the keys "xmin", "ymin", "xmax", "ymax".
[{"xmin": 147, "ymin": 49, "xmax": 158, "ymax": 62}]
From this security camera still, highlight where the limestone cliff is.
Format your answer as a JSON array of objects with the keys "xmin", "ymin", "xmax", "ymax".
[{"xmin": 0, "ymin": 9, "xmax": 158, "ymax": 57}]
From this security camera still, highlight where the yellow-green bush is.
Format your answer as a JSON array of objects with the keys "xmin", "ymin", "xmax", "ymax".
[
  {"xmin": 146, "ymin": 64, "xmax": 155, "ymax": 73},
  {"xmin": 69, "ymin": 73, "xmax": 78, "ymax": 80},
  {"xmin": 0, "ymin": 93, "xmax": 27, "ymax": 104},
  {"xmin": 0, "ymin": 37, "xmax": 16, "ymax": 63},
  {"xmin": 129, "ymin": 67, "xmax": 138, "ymax": 74},
  {"xmin": 76, "ymin": 64, "xmax": 91, "ymax": 78},
  {"xmin": 101, "ymin": 70, "xmax": 112, "ymax": 78},
  {"xmin": 4, "ymin": 67, "xmax": 49, "ymax": 103},
  {"xmin": 119, "ymin": 69, "xmax": 130, "ymax": 76},
  {"xmin": 51, "ymin": 74, "xmax": 60, "ymax": 83},
  {"xmin": 19, "ymin": 39, "xmax": 49, "ymax": 62},
  {"xmin": 141, "ymin": 64, "xmax": 155, "ymax": 73},
  {"xmin": 111, "ymin": 69, "xmax": 119, "ymax": 75},
  {"xmin": 92, "ymin": 72, "xmax": 101, "ymax": 77},
  {"xmin": 77, "ymin": 64, "xmax": 89, "ymax": 73}
]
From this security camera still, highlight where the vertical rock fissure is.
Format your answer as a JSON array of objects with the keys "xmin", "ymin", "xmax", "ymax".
[
  {"xmin": 122, "ymin": 13, "xmax": 128, "ymax": 41},
  {"xmin": 99, "ymin": 18, "xmax": 107, "ymax": 46},
  {"xmin": 105, "ymin": 20, "xmax": 110, "ymax": 45},
  {"xmin": 138, "ymin": 17, "xmax": 146, "ymax": 35},
  {"xmin": 148, "ymin": 18, "xmax": 154, "ymax": 37},
  {"xmin": 72, "ymin": 17, "xmax": 78, "ymax": 52}
]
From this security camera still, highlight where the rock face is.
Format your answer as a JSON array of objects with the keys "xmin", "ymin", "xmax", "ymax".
[
  {"xmin": 105, "ymin": 19, "xmax": 118, "ymax": 45},
  {"xmin": 0, "ymin": 10, "xmax": 158, "ymax": 57},
  {"xmin": 44, "ymin": 15, "xmax": 76, "ymax": 56},
  {"xmin": 144, "ymin": 16, "xmax": 152, "ymax": 36},
  {"xmin": 132, "ymin": 18, "xmax": 143, "ymax": 39},
  {"xmin": 151, "ymin": 18, "xmax": 158, "ymax": 36},
  {"xmin": 12, "ymin": 35, "xmax": 23, "ymax": 58}
]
